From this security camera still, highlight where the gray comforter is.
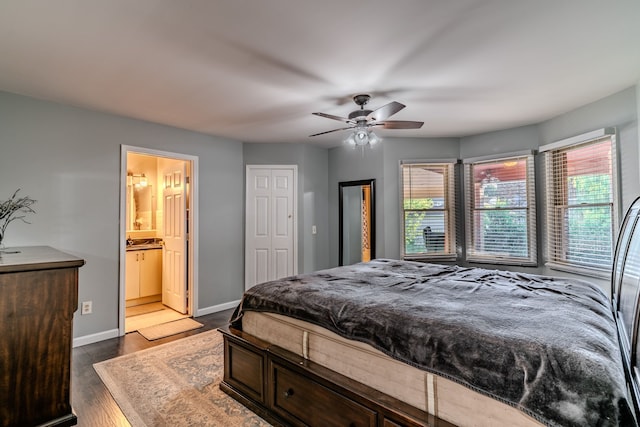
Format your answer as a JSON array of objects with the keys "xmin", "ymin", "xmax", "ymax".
[{"xmin": 230, "ymin": 259, "xmax": 633, "ymax": 426}]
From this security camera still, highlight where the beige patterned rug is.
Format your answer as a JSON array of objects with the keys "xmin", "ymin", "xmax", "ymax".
[{"xmin": 94, "ymin": 330, "xmax": 272, "ymax": 426}]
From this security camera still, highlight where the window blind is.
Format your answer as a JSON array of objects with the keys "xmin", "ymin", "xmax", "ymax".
[
  {"xmin": 464, "ymin": 154, "xmax": 536, "ymax": 265},
  {"xmin": 543, "ymin": 132, "xmax": 618, "ymax": 272},
  {"xmin": 401, "ymin": 162, "xmax": 456, "ymax": 260}
]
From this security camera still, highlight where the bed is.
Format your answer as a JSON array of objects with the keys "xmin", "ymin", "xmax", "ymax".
[{"xmin": 219, "ymin": 197, "xmax": 640, "ymax": 427}]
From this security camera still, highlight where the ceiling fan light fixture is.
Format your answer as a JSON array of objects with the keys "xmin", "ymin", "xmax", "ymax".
[
  {"xmin": 344, "ymin": 128, "xmax": 380, "ymax": 148},
  {"xmin": 368, "ymin": 130, "xmax": 380, "ymax": 146},
  {"xmin": 344, "ymin": 132, "xmax": 357, "ymax": 146},
  {"xmin": 355, "ymin": 129, "xmax": 369, "ymax": 145}
]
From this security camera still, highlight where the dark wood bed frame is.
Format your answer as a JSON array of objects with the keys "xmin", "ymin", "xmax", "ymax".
[
  {"xmin": 219, "ymin": 326, "xmax": 454, "ymax": 427},
  {"xmin": 611, "ymin": 196, "xmax": 640, "ymax": 425},
  {"xmin": 219, "ymin": 196, "xmax": 640, "ymax": 426}
]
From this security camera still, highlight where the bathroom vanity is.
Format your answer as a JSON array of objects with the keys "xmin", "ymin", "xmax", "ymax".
[{"xmin": 125, "ymin": 244, "xmax": 162, "ymax": 302}]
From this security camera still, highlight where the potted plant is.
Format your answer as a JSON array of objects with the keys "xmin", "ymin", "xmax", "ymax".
[{"xmin": 0, "ymin": 189, "xmax": 36, "ymax": 252}]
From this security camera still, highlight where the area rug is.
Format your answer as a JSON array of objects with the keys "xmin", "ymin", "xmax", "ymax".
[
  {"xmin": 137, "ymin": 318, "xmax": 204, "ymax": 340},
  {"xmin": 94, "ymin": 330, "xmax": 271, "ymax": 426}
]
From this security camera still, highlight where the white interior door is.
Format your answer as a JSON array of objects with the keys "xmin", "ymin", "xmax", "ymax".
[
  {"xmin": 246, "ymin": 166, "xmax": 297, "ymax": 290},
  {"xmin": 162, "ymin": 159, "xmax": 187, "ymax": 313}
]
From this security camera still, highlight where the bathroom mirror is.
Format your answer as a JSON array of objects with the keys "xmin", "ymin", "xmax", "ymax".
[
  {"xmin": 126, "ymin": 184, "xmax": 156, "ymax": 231},
  {"xmin": 339, "ymin": 179, "xmax": 375, "ymax": 266}
]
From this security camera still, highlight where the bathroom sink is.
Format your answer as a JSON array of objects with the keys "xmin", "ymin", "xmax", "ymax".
[
  {"xmin": 126, "ymin": 244, "xmax": 162, "ymax": 251},
  {"xmin": 126, "ymin": 238, "xmax": 163, "ymax": 250}
]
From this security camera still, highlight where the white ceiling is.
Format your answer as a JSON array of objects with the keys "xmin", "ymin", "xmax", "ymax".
[{"xmin": 1, "ymin": 0, "xmax": 639, "ymax": 148}]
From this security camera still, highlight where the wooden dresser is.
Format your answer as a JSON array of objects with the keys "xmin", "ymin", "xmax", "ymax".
[{"xmin": 0, "ymin": 246, "xmax": 85, "ymax": 427}]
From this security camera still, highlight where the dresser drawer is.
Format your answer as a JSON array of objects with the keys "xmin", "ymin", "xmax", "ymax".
[{"xmin": 271, "ymin": 361, "xmax": 377, "ymax": 427}]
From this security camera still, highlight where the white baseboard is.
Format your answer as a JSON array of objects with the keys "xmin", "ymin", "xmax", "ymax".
[
  {"xmin": 73, "ymin": 328, "xmax": 120, "ymax": 348},
  {"xmin": 195, "ymin": 299, "xmax": 240, "ymax": 317},
  {"xmin": 72, "ymin": 301, "xmax": 239, "ymax": 347}
]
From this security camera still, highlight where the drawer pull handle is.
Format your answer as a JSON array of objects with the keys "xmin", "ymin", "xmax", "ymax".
[{"xmin": 283, "ymin": 388, "xmax": 294, "ymax": 398}]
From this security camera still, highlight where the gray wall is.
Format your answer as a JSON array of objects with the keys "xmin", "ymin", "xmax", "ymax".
[
  {"xmin": 459, "ymin": 125, "xmax": 540, "ymax": 159},
  {"xmin": 1, "ymin": 83, "xmax": 637, "ymax": 342},
  {"xmin": 638, "ymin": 82, "xmax": 640, "ymax": 154},
  {"xmin": 242, "ymin": 143, "xmax": 330, "ymax": 273},
  {"xmin": 0, "ymin": 91, "xmax": 245, "ymax": 339},
  {"xmin": 328, "ymin": 145, "xmax": 384, "ymax": 266}
]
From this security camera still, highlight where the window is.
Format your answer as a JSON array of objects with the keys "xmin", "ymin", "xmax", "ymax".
[
  {"xmin": 401, "ymin": 161, "xmax": 456, "ymax": 260},
  {"xmin": 464, "ymin": 152, "xmax": 536, "ymax": 265},
  {"xmin": 541, "ymin": 128, "xmax": 618, "ymax": 274}
]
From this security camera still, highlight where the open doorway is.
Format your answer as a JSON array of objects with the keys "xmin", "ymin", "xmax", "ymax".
[{"xmin": 119, "ymin": 146, "xmax": 199, "ymax": 336}]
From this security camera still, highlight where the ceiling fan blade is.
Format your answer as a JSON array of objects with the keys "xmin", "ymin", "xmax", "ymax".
[
  {"xmin": 312, "ymin": 112, "xmax": 354, "ymax": 124},
  {"xmin": 309, "ymin": 126, "xmax": 354, "ymax": 137},
  {"xmin": 380, "ymin": 120, "xmax": 424, "ymax": 129},
  {"xmin": 367, "ymin": 101, "xmax": 405, "ymax": 122}
]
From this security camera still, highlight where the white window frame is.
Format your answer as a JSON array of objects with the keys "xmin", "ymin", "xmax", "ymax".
[
  {"xmin": 540, "ymin": 128, "xmax": 619, "ymax": 278},
  {"xmin": 400, "ymin": 160, "xmax": 457, "ymax": 261},
  {"xmin": 463, "ymin": 151, "xmax": 537, "ymax": 266}
]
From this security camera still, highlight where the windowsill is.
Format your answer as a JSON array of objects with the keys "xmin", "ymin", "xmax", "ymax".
[
  {"xmin": 403, "ymin": 254, "xmax": 457, "ymax": 263},
  {"xmin": 545, "ymin": 262, "xmax": 611, "ymax": 280},
  {"xmin": 465, "ymin": 257, "xmax": 538, "ymax": 267}
]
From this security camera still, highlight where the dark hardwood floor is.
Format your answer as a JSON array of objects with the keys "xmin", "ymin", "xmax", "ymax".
[{"xmin": 71, "ymin": 309, "xmax": 234, "ymax": 427}]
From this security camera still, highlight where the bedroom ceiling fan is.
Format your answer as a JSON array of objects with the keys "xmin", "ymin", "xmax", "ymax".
[{"xmin": 309, "ymin": 94, "xmax": 424, "ymax": 147}]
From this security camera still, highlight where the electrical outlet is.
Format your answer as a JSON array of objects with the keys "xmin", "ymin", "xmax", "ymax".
[{"xmin": 81, "ymin": 301, "xmax": 93, "ymax": 315}]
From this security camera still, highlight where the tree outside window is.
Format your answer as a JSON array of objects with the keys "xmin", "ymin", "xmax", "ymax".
[
  {"xmin": 550, "ymin": 139, "xmax": 615, "ymax": 268},
  {"xmin": 464, "ymin": 154, "xmax": 536, "ymax": 265},
  {"xmin": 401, "ymin": 163, "xmax": 455, "ymax": 259}
]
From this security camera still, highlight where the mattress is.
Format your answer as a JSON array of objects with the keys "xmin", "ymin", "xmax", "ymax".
[{"xmin": 242, "ymin": 310, "xmax": 543, "ymax": 427}]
